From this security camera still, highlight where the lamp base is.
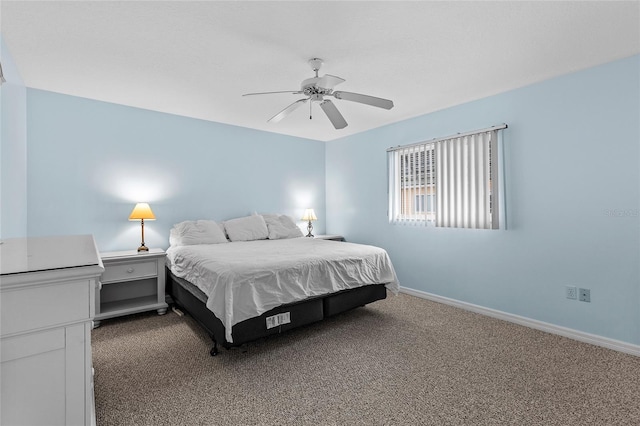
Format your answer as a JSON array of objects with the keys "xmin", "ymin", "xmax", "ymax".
[
  {"xmin": 306, "ymin": 221, "xmax": 314, "ymax": 238},
  {"xmin": 137, "ymin": 244, "xmax": 149, "ymax": 252}
]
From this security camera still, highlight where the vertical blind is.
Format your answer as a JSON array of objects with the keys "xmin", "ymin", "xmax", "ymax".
[{"xmin": 388, "ymin": 125, "xmax": 506, "ymax": 229}]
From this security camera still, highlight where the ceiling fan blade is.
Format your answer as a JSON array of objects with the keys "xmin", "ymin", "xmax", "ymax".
[
  {"xmin": 268, "ymin": 98, "xmax": 308, "ymax": 123},
  {"xmin": 316, "ymin": 74, "xmax": 345, "ymax": 89},
  {"xmin": 319, "ymin": 100, "xmax": 348, "ymax": 129},
  {"xmin": 243, "ymin": 90, "xmax": 302, "ymax": 96},
  {"xmin": 332, "ymin": 91, "xmax": 394, "ymax": 109}
]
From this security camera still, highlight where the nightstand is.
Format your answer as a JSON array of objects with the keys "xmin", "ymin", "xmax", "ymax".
[
  {"xmin": 314, "ymin": 234, "xmax": 346, "ymax": 241},
  {"xmin": 94, "ymin": 248, "xmax": 168, "ymax": 327}
]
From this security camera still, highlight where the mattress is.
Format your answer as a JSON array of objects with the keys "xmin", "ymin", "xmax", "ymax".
[{"xmin": 166, "ymin": 238, "xmax": 399, "ymax": 342}]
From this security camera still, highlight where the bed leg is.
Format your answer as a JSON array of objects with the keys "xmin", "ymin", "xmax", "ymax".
[{"xmin": 210, "ymin": 341, "xmax": 219, "ymax": 357}]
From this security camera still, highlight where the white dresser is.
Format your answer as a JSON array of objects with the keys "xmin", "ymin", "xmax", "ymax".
[{"xmin": 0, "ymin": 235, "xmax": 104, "ymax": 426}]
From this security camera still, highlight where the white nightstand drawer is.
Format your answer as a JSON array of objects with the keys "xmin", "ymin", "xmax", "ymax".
[{"xmin": 101, "ymin": 260, "xmax": 157, "ymax": 283}]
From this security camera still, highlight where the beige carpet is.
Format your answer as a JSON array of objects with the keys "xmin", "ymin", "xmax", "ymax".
[{"xmin": 92, "ymin": 293, "xmax": 640, "ymax": 425}]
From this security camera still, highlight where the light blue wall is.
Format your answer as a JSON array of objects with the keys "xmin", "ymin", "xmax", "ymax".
[
  {"xmin": 326, "ymin": 55, "xmax": 640, "ymax": 345},
  {"xmin": 26, "ymin": 90, "xmax": 326, "ymax": 251},
  {"xmin": 0, "ymin": 36, "xmax": 28, "ymax": 238}
]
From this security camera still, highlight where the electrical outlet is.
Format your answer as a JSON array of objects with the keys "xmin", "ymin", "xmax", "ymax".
[
  {"xmin": 566, "ymin": 286, "xmax": 577, "ymax": 300},
  {"xmin": 579, "ymin": 288, "xmax": 591, "ymax": 303}
]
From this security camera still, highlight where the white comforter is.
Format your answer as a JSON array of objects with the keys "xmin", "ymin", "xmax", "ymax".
[{"xmin": 166, "ymin": 238, "xmax": 399, "ymax": 342}]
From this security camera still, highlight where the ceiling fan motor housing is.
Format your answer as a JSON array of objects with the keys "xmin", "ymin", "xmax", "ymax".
[
  {"xmin": 301, "ymin": 77, "xmax": 322, "ymax": 91},
  {"xmin": 301, "ymin": 77, "xmax": 333, "ymax": 98}
]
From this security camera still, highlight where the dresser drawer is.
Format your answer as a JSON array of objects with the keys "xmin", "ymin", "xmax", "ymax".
[
  {"xmin": 1, "ymin": 280, "xmax": 90, "ymax": 336},
  {"xmin": 101, "ymin": 260, "xmax": 158, "ymax": 283}
]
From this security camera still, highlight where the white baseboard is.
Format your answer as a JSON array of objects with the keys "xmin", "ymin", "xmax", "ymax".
[{"xmin": 399, "ymin": 286, "xmax": 640, "ymax": 357}]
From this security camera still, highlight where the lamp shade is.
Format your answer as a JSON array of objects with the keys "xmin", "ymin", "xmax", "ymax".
[
  {"xmin": 129, "ymin": 203, "xmax": 156, "ymax": 221},
  {"xmin": 301, "ymin": 208, "xmax": 317, "ymax": 221}
]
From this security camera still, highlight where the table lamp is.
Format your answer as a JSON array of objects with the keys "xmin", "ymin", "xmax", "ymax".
[
  {"xmin": 301, "ymin": 208, "xmax": 317, "ymax": 238},
  {"xmin": 129, "ymin": 203, "xmax": 155, "ymax": 252}
]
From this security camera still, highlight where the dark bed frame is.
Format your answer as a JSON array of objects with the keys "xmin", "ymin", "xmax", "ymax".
[{"xmin": 166, "ymin": 268, "xmax": 388, "ymax": 355}]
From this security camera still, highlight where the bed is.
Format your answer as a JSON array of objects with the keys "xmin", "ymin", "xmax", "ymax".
[{"xmin": 165, "ymin": 215, "xmax": 399, "ymax": 355}]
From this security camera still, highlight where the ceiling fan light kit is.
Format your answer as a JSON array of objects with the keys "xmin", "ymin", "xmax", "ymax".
[{"xmin": 243, "ymin": 58, "xmax": 394, "ymax": 129}]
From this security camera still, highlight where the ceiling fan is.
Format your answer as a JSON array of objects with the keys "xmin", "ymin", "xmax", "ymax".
[{"xmin": 243, "ymin": 58, "xmax": 394, "ymax": 129}]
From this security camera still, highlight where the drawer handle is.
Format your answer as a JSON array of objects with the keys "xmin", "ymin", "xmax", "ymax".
[{"xmin": 127, "ymin": 268, "xmax": 135, "ymax": 273}]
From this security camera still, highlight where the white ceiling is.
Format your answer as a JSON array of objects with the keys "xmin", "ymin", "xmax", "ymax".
[{"xmin": 1, "ymin": 1, "xmax": 639, "ymax": 142}]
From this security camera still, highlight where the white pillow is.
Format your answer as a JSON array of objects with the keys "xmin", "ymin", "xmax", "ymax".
[
  {"xmin": 223, "ymin": 214, "xmax": 269, "ymax": 242},
  {"xmin": 262, "ymin": 214, "xmax": 304, "ymax": 240},
  {"xmin": 169, "ymin": 220, "xmax": 228, "ymax": 246}
]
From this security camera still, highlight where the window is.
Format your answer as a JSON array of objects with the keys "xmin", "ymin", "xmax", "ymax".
[
  {"xmin": 388, "ymin": 125, "xmax": 506, "ymax": 229},
  {"xmin": 414, "ymin": 194, "xmax": 435, "ymax": 213}
]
